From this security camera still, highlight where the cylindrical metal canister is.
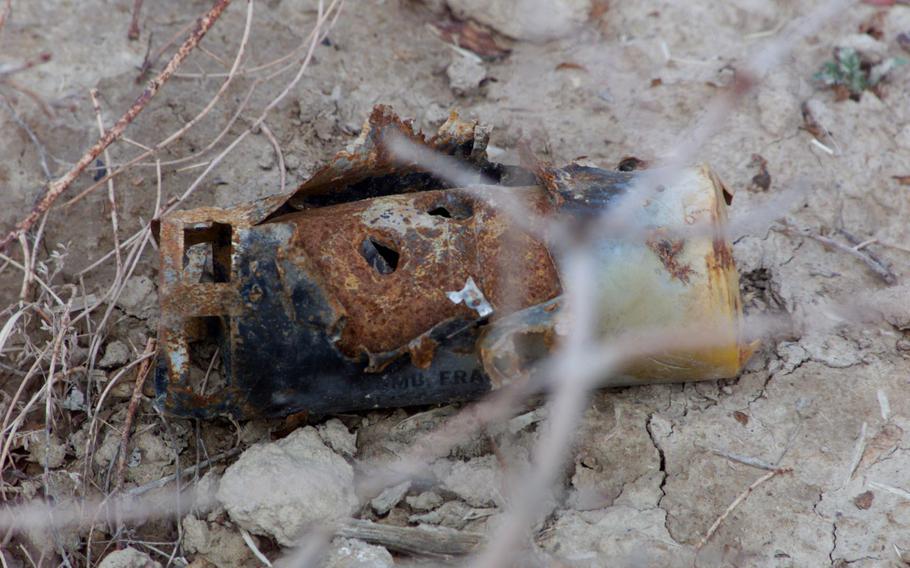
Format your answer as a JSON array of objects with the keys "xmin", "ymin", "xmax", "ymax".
[{"xmin": 155, "ymin": 107, "xmax": 754, "ymax": 419}]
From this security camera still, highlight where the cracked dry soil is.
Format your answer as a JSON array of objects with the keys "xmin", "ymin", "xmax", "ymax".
[{"xmin": 3, "ymin": 0, "xmax": 910, "ymax": 566}]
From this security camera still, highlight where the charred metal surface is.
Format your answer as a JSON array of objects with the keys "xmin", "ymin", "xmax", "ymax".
[{"xmin": 156, "ymin": 106, "xmax": 752, "ymax": 420}]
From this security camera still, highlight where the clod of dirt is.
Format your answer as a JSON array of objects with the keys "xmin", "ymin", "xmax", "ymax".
[
  {"xmin": 370, "ymin": 480, "xmax": 411, "ymax": 515},
  {"xmin": 216, "ymin": 427, "xmax": 358, "ymax": 546},
  {"xmin": 26, "ymin": 432, "xmax": 66, "ymax": 469},
  {"xmin": 117, "ymin": 276, "xmax": 157, "ymax": 320},
  {"xmin": 317, "ymin": 418, "xmax": 357, "ymax": 457},
  {"xmin": 323, "ymin": 537, "xmax": 394, "ymax": 568},
  {"xmin": 60, "ymin": 387, "xmax": 85, "ymax": 411},
  {"xmin": 92, "ymin": 426, "xmax": 122, "ymax": 469},
  {"xmin": 446, "ymin": 0, "xmax": 591, "ymax": 41},
  {"xmin": 442, "ymin": 455, "xmax": 503, "ymax": 507},
  {"xmin": 406, "ymin": 491, "xmax": 444, "ymax": 511},
  {"xmin": 98, "ymin": 340, "xmax": 130, "ymax": 369},
  {"xmin": 98, "ymin": 547, "xmax": 161, "ymax": 568},
  {"xmin": 446, "ymin": 53, "xmax": 487, "ymax": 95},
  {"xmin": 182, "ymin": 515, "xmax": 261, "ymax": 568},
  {"xmin": 127, "ymin": 429, "xmax": 180, "ymax": 486}
]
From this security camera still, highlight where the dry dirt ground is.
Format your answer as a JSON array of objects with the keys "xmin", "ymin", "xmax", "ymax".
[{"xmin": 3, "ymin": 0, "xmax": 910, "ymax": 566}]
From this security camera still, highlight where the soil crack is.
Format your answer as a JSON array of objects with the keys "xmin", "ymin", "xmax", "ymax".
[{"xmin": 646, "ymin": 413, "xmax": 678, "ymax": 544}]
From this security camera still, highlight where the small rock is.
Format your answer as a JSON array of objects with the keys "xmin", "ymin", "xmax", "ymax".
[
  {"xmin": 775, "ymin": 341, "xmax": 809, "ymax": 375},
  {"xmin": 406, "ymin": 491, "xmax": 444, "ymax": 511},
  {"xmin": 182, "ymin": 515, "xmax": 260, "ymax": 568},
  {"xmin": 323, "ymin": 537, "xmax": 394, "ymax": 568},
  {"xmin": 27, "ymin": 432, "xmax": 66, "ymax": 469},
  {"xmin": 98, "ymin": 547, "xmax": 162, "ymax": 568},
  {"xmin": 98, "ymin": 340, "xmax": 130, "ymax": 369},
  {"xmin": 217, "ymin": 427, "xmax": 358, "ymax": 546},
  {"xmin": 60, "ymin": 387, "xmax": 85, "ymax": 411},
  {"xmin": 446, "ymin": 54, "xmax": 487, "ymax": 95},
  {"xmin": 126, "ymin": 429, "xmax": 178, "ymax": 485},
  {"xmin": 447, "ymin": 0, "xmax": 591, "ymax": 41},
  {"xmin": 284, "ymin": 153, "xmax": 301, "ymax": 171},
  {"xmin": 442, "ymin": 455, "xmax": 503, "ymax": 507},
  {"xmin": 117, "ymin": 276, "xmax": 156, "ymax": 319},
  {"xmin": 317, "ymin": 418, "xmax": 357, "ymax": 457},
  {"xmin": 257, "ymin": 150, "xmax": 274, "ymax": 170},
  {"xmin": 370, "ymin": 481, "xmax": 411, "ymax": 515},
  {"xmin": 853, "ymin": 491, "xmax": 874, "ymax": 510},
  {"xmin": 93, "ymin": 428, "xmax": 121, "ymax": 469}
]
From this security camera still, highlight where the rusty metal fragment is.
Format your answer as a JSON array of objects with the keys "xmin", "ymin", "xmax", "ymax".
[{"xmin": 155, "ymin": 106, "xmax": 753, "ymax": 420}]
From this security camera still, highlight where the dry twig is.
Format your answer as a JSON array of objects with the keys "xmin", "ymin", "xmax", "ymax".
[
  {"xmin": 111, "ymin": 339, "xmax": 157, "ymax": 494},
  {"xmin": 128, "ymin": 0, "xmax": 144, "ymax": 40},
  {"xmin": 696, "ymin": 468, "xmax": 793, "ymax": 550},
  {"xmin": 781, "ymin": 224, "xmax": 898, "ymax": 285}
]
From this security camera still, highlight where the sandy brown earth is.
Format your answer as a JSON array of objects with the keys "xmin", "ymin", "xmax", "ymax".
[{"xmin": 2, "ymin": 0, "xmax": 910, "ymax": 566}]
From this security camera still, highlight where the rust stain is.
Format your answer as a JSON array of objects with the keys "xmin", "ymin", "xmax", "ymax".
[
  {"xmin": 647, "ymin": 233, "xmax": 694, "ymax": 284},
  {"xmin": 283, "ymin": 186, "xmax": 559, "ymax": 356},
  {"xmin": 711, "ymin": 236, "xmax": 736, "ymax": 271},
  {"xmin": 408, "ymin": 334, "xmax": 439, "ymax": 370}
]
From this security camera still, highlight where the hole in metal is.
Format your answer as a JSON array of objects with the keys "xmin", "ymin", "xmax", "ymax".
[
  {"xmin": 360, "ymin": 237, "xmax": 400, "ymax": 274},
  {"xmin": 182, "ymin": 222, "xmax": 232, "ymax": 283},
  {"xmin": 428, "ymin": 206, "xmax": 452, "ymax": 218},
  {"xmin": 427, "ymin": 196, "xmax": 473, "ymax": 220}
]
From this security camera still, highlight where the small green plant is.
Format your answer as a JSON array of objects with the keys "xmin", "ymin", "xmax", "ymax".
[
  {"xmin": 814, "ymin": 47, "xmax": 906, "ymax": 100},
  {"xmin": 815, "ymin": 48, "xmax": 867, "ymax": 96}
]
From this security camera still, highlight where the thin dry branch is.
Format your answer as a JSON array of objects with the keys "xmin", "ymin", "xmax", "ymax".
[
  {"xmin": 128, "ymin": 0, "xmax": 144, "ymax": 40},
  {"xmin": 696, "ymin": 468, "xmax": 793, "ymax": 550},
  {"xmin": 89, "ymin": 88, "xmax": 123, "ymax": 274},
  {"xmin": 111, "ymin": 339, "xmax": 157, "ymax": 494},
  {"xmin": 126, "ymin": 446, "xmax": 243, "ymax": 496},
  {"xmin": 0, "ymin": 0, "xmax": 233, "ymax": 252},
  {"xmin": 779, "ymin": 224, "xmax": 897, "ymax": 285}
]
